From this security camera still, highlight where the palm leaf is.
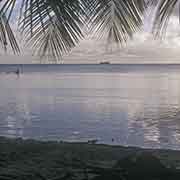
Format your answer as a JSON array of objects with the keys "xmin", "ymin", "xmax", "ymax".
[
  {"xmin": 18, "ymin": 0, "xmax": 85, "ymax": 60},
  {"xmin": 27, "ymin": 15, "xmax": 77, "ymax": 61},
  {"xmin": 89, "ymin": 0, "xmax": 146, "ymax": 44},
  {"xmin": 0, "ymin": 0, "xmax": 20, "ymax": 53},
  {"xmin": 152, "ymin": 0, "xmax": 179, "ymax": 37},
  {"xmin": 0, "ymin": 0, "xmax": 147, "ymax": 61}
]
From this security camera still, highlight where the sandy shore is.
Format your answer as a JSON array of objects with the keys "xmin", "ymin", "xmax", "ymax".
[{"xmin": 1, "ymin": 137, "xmax": 180, "ymax": 179}]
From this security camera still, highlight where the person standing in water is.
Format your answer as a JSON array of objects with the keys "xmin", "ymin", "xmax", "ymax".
[{"xmin": 16, "ymin": 68, "xmax": 20, "ymax": 76}]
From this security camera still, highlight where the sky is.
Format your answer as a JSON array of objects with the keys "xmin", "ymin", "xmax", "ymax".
[
  {"xmin": 61, "ymin": 13, "xmax": 180, "ymax": 64},
  {"xmin": 1, "ymin": 3, "xmax": 180, "ymax": 64}
]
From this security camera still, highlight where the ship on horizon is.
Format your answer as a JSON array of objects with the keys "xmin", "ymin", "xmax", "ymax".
[{"xmin": 99, "ymin": 61, "xmax": 110, "ymax": 65}]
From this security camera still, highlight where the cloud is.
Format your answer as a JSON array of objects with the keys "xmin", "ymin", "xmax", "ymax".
[{"xmin": 62, "ymin": 15, "xmax": 180, "ymax": 64}]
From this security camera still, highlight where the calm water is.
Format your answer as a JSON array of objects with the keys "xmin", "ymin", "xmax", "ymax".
[{"xmin": 1, "ymin": 64, "xmax": 180, "ymax": 149}]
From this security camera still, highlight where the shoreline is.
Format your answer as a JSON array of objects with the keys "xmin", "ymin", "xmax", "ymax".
[
  {"xmin": 1, "ymin": 137, "xmax": 180, "ymax": 179},
  {"xmin": 3, "ymin": 63, "xmax": 180, "ymax": 65}
]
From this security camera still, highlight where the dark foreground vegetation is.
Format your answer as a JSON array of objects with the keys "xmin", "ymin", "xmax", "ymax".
[{"xmin": 1, "ymin": 137, "xmax": 180, "ymax": 180}]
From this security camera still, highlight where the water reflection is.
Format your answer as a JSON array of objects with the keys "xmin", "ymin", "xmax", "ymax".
[
  {"xmin": 1, "ymin": 70, "xmax": 180, "ymax": 149},
  {"xmin": 0, "ymin": 100, "xmax": 31, "ymax": 138}
]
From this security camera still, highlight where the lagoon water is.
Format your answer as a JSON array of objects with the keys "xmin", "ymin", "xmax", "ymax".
[{"xmin": 1, "ymin": 64, "xmax": 180, "ymax": 149}]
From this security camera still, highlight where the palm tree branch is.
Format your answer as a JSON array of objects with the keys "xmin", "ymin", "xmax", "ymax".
[
  {"xmin": 0, "ymin": 0, "xmax": 147, "ymax": 61},
  {"xmin": 152, "ymin": 0, "xmax": 179, "ymax": 37},
  {"xmin": 89, "ymin": 0, "xmax": 146, "ymax": 44}
]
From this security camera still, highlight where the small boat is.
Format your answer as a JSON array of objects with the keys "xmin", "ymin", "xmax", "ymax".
[{"xmin": 99, "ymin": 61, "xmax": 110, "ymax": 65}]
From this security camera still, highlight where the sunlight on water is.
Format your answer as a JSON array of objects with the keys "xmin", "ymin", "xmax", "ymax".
[{"xmin": 1, "ymin": 65, "xmax": 180, "ymax": 150}]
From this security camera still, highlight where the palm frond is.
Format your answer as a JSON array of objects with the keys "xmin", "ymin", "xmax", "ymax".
[
  {"xmin": 152, "ymin": 0, "xmax": 179, "ymax": 37},
  {"xmin": 0, "ymin": 0, "xmax": 147, "ymax": 61},
  {"xmin": 0, "ymin": 0, "xmax": 20, "ymax": 53},
  {"xmin": 18, "ymin": 0, "xmax": 85, "ymax": 60},
  {"xmin": 89, "ymin": 0, "xmax": 146, "ymax": 45},
  {"xmin": 27, "ymin": 16, "xmax": 76, "ymax": 61},
  {"xmin": 20, "ymin": 0, "xmax": 147, "ymax": 60}
]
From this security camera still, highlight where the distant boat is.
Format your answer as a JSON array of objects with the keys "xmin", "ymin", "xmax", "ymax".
[{"xmin": 99, "ymin": 61, "xmax": 110, "ymax": 65}]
